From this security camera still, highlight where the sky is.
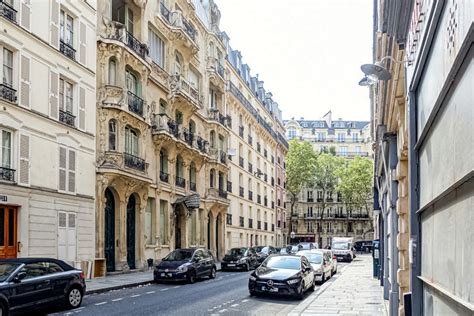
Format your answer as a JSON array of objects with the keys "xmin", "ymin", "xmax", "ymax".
[{"xmin": 214, "ymin": 0, "xmax": 373, "ymax": 121}]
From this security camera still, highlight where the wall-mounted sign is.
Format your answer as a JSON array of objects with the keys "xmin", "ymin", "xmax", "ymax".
[{"xmin": 0, "ymin": 195, "xmax": 7, "ymax": 202}]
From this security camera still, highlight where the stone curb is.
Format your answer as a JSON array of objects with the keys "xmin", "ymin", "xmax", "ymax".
[{"xmin": 288, "ymin": 264, "xmax": 351, "ymax": 316}]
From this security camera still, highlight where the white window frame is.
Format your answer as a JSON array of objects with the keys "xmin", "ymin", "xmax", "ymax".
[
  {"xmin": 148, "ymin": 29, "xmax": 165, "ymax": 68},
  {"xmin": 59, "ymin": 78, "xmax": 74, "ymax": 114},
  {"xmin": 125, "ymin": 126, "xmax": 139, "ymax": 157},
  {"xmin": 0, "ymin": 129, "xmax": 13, "ymax": 170},
  {"xmin": 60, "ymin": 9, "xmax": 74, "ymax": 47},
  {"xmin": 3, "ymin": 48, "xmax": 13, "ymax": 87}
]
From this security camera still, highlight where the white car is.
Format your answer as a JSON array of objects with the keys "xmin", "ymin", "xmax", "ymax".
[
  {"xmin": 321, "ymin": 249, "xmax": 338, "ymax": 275},
  {"xmin": 296, "ymin": 250, "xmax": 332, "ymax": 283}
]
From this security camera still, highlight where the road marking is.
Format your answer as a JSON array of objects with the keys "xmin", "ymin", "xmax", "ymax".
[
  {"xmin": 241, "ymin": 299, "xmax": 249, "ymax": 303},
  {"xmin": 172, "ymin": 285, "xmax": 181, "ymax": 288},
  {"xmin": 230, "ymin": 304, "xmax": 239, "ymax": 307},
  {"xmin": 218, "ymin": 309, "xmax": 228, "ymax": 313},
  {"xmin": 160, "ymin": 288, "xmax": 169, "ymax": 291},
  {"xmin": 112, "ymin": 298, "xmax": 123, "ymax": 302},
  {"xmin": 95, "ymin": 302, "xmax": 107, "ymax": 306},
  {"xmin": 146, "ymin": 291, "xmax": 156, "ymax": 294},
  {"xmin": 131, "ymin": 294, "xmax": 141, "ymax": 297}
]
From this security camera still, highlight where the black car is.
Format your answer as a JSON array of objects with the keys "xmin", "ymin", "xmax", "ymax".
[
  {"xmin": 154, "ymin": 248, "xmax": 217, "ymax": 283},
  {"xmin": 0, "ymin": 258, "xmax": 86, "ymax": 315},
  {"xmin": 255, "ymin": 246, "xmax": 277, "ymax": 263},
  {"xmin": 248, "ymin": 255, "xmax": 315, "ymax": 299},
  {"xmin": 221, "ymin": 247, "xmax": 258, "ymax": 271}
]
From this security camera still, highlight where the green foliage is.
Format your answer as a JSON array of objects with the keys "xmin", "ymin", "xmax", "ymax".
[
  {"xmin": 312, "ymin": 153, "xmax": 344, "ymax": 197},
  {"xmin": 329, "ymin": 146, "xmax": 336, "ymax": 156},
  {"xmin": 337, "ymin": 156, "xmax": 374, "ymax": 210},
  {"xmin": 286, "ymin": 140, "xmax": 318, "ymax": 199}
]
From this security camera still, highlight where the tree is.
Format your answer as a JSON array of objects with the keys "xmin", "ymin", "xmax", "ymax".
[
  {"xmin": 286, "ymin": 140, "xmax": 318, "ymax": 242},
  {"xmin": 337, "ymin": 156, "xmax": 374, "ymax": 237},
  {"xmin": 312, "ymin": 153, "xmax": 344, "ymax": 245}
]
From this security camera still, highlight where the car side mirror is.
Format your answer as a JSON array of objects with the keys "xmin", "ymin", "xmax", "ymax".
[
  {"xmin": 304, "ymin": 267, "xmax": 311, "ymax": 272},
  {"xmin": 13, "ymin": 272, "xmax": 27, "ymax": 283}
]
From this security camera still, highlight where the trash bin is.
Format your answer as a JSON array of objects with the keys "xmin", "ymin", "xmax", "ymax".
[{"xmin": 372, "ymin": 239, "xmax": 380, "ymax": 278}]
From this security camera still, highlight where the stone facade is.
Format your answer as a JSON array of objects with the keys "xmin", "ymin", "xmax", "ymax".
[
  {"xmin": 284, "ymin": 115, "xmax": 374, "ymax": 247},
  {"xmin": 0, "ymin": 0, "xmax": 96, "ymax": 266}
]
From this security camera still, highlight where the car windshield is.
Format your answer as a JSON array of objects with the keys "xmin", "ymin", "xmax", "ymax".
[
  {"xmin": 261, "ymin": 247, "xmax": 269, "ymax": 254},
  {"xmin": 0, "ymin": 263, "xmax": 20, "ymax": 282},
  {"xmin": 264, "ymin": 256, "xmax": 300, "ymax": 270},
  {"xmin": 299, "ymin": 243, "xmax": 310, "ymax": 250},
  {"xmin": 298, "ymin": 252, "xmax": 322, "ymax": 264},
  {"xmin": 332, "ymin": 242, "xmax": 350, "ymax": 250},
  {"xmin": 163, "ymin": 250, "xmax": 194, "ymax": 261},
  {"xmin": 227, "ymin": 248, "xmax": 247, "ymax": 256}
]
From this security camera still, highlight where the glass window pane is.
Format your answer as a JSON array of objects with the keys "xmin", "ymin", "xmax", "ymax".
[
  {"xmin": 7, "ymin": 209, "xmax": 14, "ymax": 247},
  {"xmin": 2, "ymin": 131, "xmax": 11, "ymax": 168},
  {"xmin": 66, "ymin": 15, "xmax": 73, "ymax": 46},
  {"xmin": 3, "ymin": 48, "xmax": 13, "ymax": 87}
]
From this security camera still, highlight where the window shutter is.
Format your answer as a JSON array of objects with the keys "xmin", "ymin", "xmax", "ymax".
[
  {"xmin": 78, "ymin": 87, "xmax": 86, "ymax": 130},
  {"xmin": 59, "ymin": 147, "xmax": 67, "ymax": 191},
  {"xmin": 68, "ymin": 150, "xmax": 76, "ymax": 193},
  {"xmin": 79, "ymin": 22, "xmax": 86, "ymax": 65},
  {"xmin": 50, "ymin": 71, "xmax": 59, "ymax": 119},
  {"xmin": 21, "ymin": 0, "xmax": 31, "ymax": 30},
  {"xmin": 19, "ymin": 134, "xmax": 30, "ymax": 185},
  {"xmin": 50, "ymin": 0, "xmax": 59, "ymax": 48},
  {"xmin": 20, "ymin": 55, "xmax": 30, "ymax": 108}
]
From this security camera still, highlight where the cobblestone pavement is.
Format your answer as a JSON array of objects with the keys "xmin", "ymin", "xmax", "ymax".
[{"xmin": 289, "ymin": 254, "xmax": 386, "ymax": 316}]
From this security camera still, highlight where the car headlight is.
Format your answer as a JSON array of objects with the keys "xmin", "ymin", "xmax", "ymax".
[
  {"xmin": 177, "ymin": 265, "xmax": 188, "ymax": 273},
  {"xmin": 249, "ymin": 275, "xmax": 257, "ymax": 281},
  {"xmin": 287, "ymin": 278, "xmax": 300, "ymax": 285},
  {"xmin": 238, "ymin": 258, "xmax": 247, "ymax": 264}
]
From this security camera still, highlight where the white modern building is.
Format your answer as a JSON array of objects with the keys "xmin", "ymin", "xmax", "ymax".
[{"xmin": 0, "ymin": 0, "xmax": 96, "ymax": 267}]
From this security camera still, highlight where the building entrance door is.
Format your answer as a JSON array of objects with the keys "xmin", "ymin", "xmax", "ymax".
[
  {"xmin": 0, "ymin": 206, "xmax": 17, "ymax": 259},
  {"xmin": 126, "ymin": 195, "xmax": 136, "ymax": 270},
  {"xmin": 104, "ymin": 189, "xmax": 115, "ymax": 272}
]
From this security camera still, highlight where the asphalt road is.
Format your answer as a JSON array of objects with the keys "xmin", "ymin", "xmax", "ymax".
[{"xmin": 16, "ymin": 262, "xmax": 348, "ymax": 316}]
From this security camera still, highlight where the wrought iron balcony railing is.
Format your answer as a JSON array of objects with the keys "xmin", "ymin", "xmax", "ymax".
[
  {"xmin": 0, "ymin": 84, "xmax": 17, "ymax": 103},
  {"xmin": 190, "ymin": 181, "xmax": 196, "ymax": 192},
  {"xmin": 176, "ymin": 176, "xmax": 186, "ymax": 188},
  {"xmin": 126, "ymin": 31, "xmax": 147, "ymax": 59},
  {"xmin": 124, "ymin": 152, "xmax": 146, "ymax": 171},
  {"xmin": 160, "ymin": 171, "xmax": 169, "ymax": 183},
  {"xmin": 0, "ymin": 1, "xmax": 16, "ymax": 22},
  {"xmin": 127, "ymin": 91, "xmax": 144, "ymax": 116},
  {"xmin": 60, "ymin": 40, "xmax": 76, "ymax": 60},
  {"xmin": 59, "ymin": 110, "xmax": 76, "ymax": 127},
  {"xmin": 218, "ymin": 189, "xmax": 227, "ymax": 199},
  {"xmin": 0, "ymin": 167, "xmax": 15, "ymax": 182}
]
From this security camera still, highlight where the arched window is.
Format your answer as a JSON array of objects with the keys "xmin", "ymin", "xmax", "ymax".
[
  {"xmin": 210, "ymin": 168, "xmax": 215, "ymax": 188},
  {"xmin": 108, "ymin": 119, "xmax": 117, "ymax": 151},
  {"xmin": 109, "ymin": 59, "xmax": 117, "ymax": 85},
  {"xmin": 189, "ymin": 162, "xmax": 196, "ymax": 191},
  {"xmin": 125, "ymin": 126, "xmax": 139, "ymax": 156},
  {"xmin": 159, "ymin": 99, "xmax": 167, "ymax": 114},
  {"xmin": 125, "ymin": 67, "xmax": 139, "ymax": 96}
]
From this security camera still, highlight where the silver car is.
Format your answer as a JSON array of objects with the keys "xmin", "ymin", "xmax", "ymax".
[{"xmin": 296, "ymin": 250, "xmax": 332, "ymax": 283}]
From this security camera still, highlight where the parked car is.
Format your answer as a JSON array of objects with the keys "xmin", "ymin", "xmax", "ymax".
[
  {"xmin": 297, "ymin": 242, "xmax": 319, "ymax": 250},
  {"xmin": 221, "ymin": 247, "xmax": 258, "ymax": 271},
  {"xmin": 286, "ymin": 245, "xmax": 300, "ymax": 254},
  {"xmin": 354, "ymin": 240, "xmax": 373, "ymax": 253},
  {"xmin": 154, "ymin": 248, "xmax": 217, "ymax": 283},
  {"xmin": 255, "ymin": 246, "xmax": 277, "ymax": 263},
  {"xmin": 296, "ymin": 250, "xmax": 332, "ymax": 284},
  {"xmin": 322, "ymin": 249, "xmax": 338, "ymax": 275},
  {"xmin": 0, "ymin": 258, "xmax": 86, "ymax": 315},
  {"xmin": 279, "ymin": 247, "xmax": 289, "ymax": 254},
  {"xmin": 248, "ymin": 255, "xmax": 315, "ymax": 299}
]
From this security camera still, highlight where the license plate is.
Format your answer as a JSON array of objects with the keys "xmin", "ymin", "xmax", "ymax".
[
  {"xmin": 227, "ymin": 264, "xmax": 235, "ymax": 267},
  {"xmin": 261, "ymin": 286, "xmax": 278, "ymax": 292},
  {"xmin": 161, "ymin": 273, "xmax": 165, "ymax": 277}
]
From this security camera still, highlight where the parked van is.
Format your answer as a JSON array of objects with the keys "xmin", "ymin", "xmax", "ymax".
[{"xmin": 331, "ymin": 237, "xmax": 354, "ymax": 262}]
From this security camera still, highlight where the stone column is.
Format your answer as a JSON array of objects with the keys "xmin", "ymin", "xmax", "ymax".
[
  {"xmin": 209, "ymin": 211, "xmax": 216, "ymax": 255},
  {"xmin": 118, "ymin": 197, "xmax": 128, "ymax": 271},
  {"xmin": 95, "ymin": 183, "xmax": 105, "ymax": 258},
  {"xmin": 218, "ymin": 213, "xmax": 225, "ymax": 260}
]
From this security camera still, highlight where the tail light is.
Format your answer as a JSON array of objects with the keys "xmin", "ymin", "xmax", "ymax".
[
  {"xmin": 80, "ymin": 271, "xmax": 85, "ymax": 280},
  {"xmin": 333, "ymin": 255, "xmax": 337, "ymax": 260}
]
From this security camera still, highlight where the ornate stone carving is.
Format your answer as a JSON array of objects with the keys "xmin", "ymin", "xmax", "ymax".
[{"xmin": 209, "ymin": 0, "xmax": 221, "ymax": 33}]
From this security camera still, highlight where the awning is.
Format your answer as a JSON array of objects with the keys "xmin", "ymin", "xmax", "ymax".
[{"xmin": 172, "ymin": 193, "xmax": 200, "ymax": 210}]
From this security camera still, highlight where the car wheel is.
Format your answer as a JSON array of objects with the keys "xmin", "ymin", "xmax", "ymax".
[
  {"xmin": 321, "ymin": 273, "xmax": 326, "ymax": 283},
  {"xmin": 245, "ymin": 263, "xmax": 250, "ymax": 271},
  {"xmin": 187, "ymin": 270, "xmax": 196, "ymax": 284},
  {"xmin": 296, "ymin": 281, "xmax": 305, "ymax": 299},
  {"xmin": 209, "ymin": 267, "xmax": 216, "ymax": 279},
  {"xmin": 309, "ymin": 278, "xmax": 316, "ymax": 291},
  {"xmin": 0, "ymin": 300, "xmax": 8, "ymax": 316},
  {"xmin": 66, "ymin": 286, "xmax": 83, "ymax": 309}
]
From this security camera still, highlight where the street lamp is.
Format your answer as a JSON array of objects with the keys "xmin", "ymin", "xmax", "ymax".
[
  {"xmin": 358, "ymin": 56, "xmax": 411, "ymax": 86},
  {"xmin": 290, "ymin": 231, "xmax": 295, "ymax": 244}
]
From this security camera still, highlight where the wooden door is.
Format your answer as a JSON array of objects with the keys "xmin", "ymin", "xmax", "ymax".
[{"xmin": 0, "ymin": 207, "xmax": 17, "ymax": 259}]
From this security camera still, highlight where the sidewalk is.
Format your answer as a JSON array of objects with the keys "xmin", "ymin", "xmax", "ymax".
[
  {"xmin": 289, "ymin": 255, "xmax": 386, "ymax": 316},
  {"xmin": 85, "ymin": 262, "xmax": 222, "ymax": 295}
]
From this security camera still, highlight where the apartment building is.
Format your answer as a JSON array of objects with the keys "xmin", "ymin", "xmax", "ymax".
[
  {"xmin": 284, "ymin": 114, "xmax": 374, "ymax": 247},
  {"xmin": 96, "ymin": 0, "xmax": 231, "ymax": 272},
  {"xmin": 0, "ymin": 0, "xmax": 96, "ymax": 265}
]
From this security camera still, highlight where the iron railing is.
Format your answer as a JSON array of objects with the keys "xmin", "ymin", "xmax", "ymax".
[
  {"xmin": 59, "ymin": 110, "xmax": 76, "ymax": 127},
  {"xmin": 126, "ymin": 31, "xmax": 147, "ymax": 59},
  {"xmin": 124, "ymin": 152, "xmax": 146, "ymax": 171},
  {"xmin": 248, "ymin": 190, "xmax": 253, "ymax": 201},
  {"xmin": 0, "ymin": 84, "xmax": 17, "ymax": 103},
  {"xmin": 190, "ymin": 181, "xmax": 196, "ymax": 192},
  {"xmin": 0, "ymin": 167, "xmax": 15, "ymax": 182},
  {"xmin": 160, "ymin": 171, "xmax": 169, "ymax": 182},
  {"xmin": 248, "ymin": 162, "xmax": 253, "ymax": 173},
  {"xmin": 227, "ymin": 181, "xmax": 232, "ymax": 193},
  {"xmin": 226, "ymin": 214, "xmax": 232, "ymax": 225},
  {"xmin": 248, "ymin": 218, "xmax": 253, "ymax": 228},
  {"xmin": 60, "ymin": 40, "xmax": 76, "ymax": 60},
  {"xmin": 0, "ymin": 1, "xmax": 16, "ymax": 22},
  {"xmin": 127, "ymin": 91, "xmax": 144, "ymax": 116},
  {"xmin": 218, "ymin": 189, "xmax": 227, "ymax": 199},
  {"xmin": 239, "ymin": 156, "xmax": 244, "ymax": 168},
  {"xmin": 175, "ymin": 176, "xmax": 186, "ymax": 188}
]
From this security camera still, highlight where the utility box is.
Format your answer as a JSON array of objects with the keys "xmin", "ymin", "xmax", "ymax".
[{"xmin": 372, "ymin": 239, "xmax": 380, "ymax": 278}]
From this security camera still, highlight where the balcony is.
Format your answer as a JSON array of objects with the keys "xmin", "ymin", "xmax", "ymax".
[
  {"xmin": 125, "ymin": 31, "xmax": 147, "ymax": 59},
  {"xmin": 127, "ymin": 91, "xmax": 144, "ymax": 117},
  {"xmin": 264, "ymin": 222, "xmax": 268, "ymax": 231},
  {"xmin": 208, "ymin": 108, "xmax": 229, "ymax": 128},
  {"xmin": 60, "ymin": 40, "xmax": 76, "ymax": 60},
  {"xmin": 248, "ymin": 218, "xmax": 253, "ymax": 228},
  {"xmin": 218, "ymin": 189, "xmax": 227, "ymax": 198},
  {"xmin": 307, "ymin": 198, "xmax": 314, "ymax": 202},
  {"xmin": 257, "ymin": 195, "xmax": 261, "ymax": 204},
  {"xmin": 239, "ymin": 186, "xmax": 244, "ymax": 197},
  {"xmin": 0, "ymin": 1, "xmax": 16, "ymax": 22},
  {"xmin": 102, "ymin": 21, "xmax": 147, "ymax": 60},
  {"xmin": 206, "ymin": 187, "xmax": 230, "ymax": 204},
  {"xmin": 239, "ymin": 126, "xmax": 244, "ymax": 138},
  {"xmin": 207, "ymin": 57, "xmax": 225, "ymax": 88},
  {"xmin": 257, "ymin": 221, "xmax": 262, "ymax": 230},
  {"xmin": 219, "ymin": 151, "xmax": 227, "ymax": 164},
  {"xmin": 317, "ymin": 198, "xmax": 324, "ymax": 202},
  {"xmin": 239, "ymin": 216, "xmax": 244, "ymax": 227},
  {"xmin": 160, "ymin": 171, "xmax": 169, "ymax": 183},
  {"xmin": 227, "ymin": 181, "xmax": 232, "ymax": 193},
  {"xmin": 327, "ymin": 198, "xmax": 334, "ymax": 202},
  {"xmin": 336, "ymin": 151, "xmax": 370, "ymax": 158},
  {"xmin": 59, "ymin": 110, "xmax": 76, "ymax": 127},
  {"xmin": 226, "ymin": 214, "xmax": 232, "ymax": 225},
  {"xmin": 190, "ymin": 181, "xmax": 196, "ymax": 192},
  {"xmin": 248, "ymin": 190, "xmax": 253, "ymax": 201},
  {"xmin": 239, "ymin": 156, "xmax": 244, "ymax": 168},
  {"xmin": 124, "ymin": 152, "xmax": 146, "ymax": 171},
  {"xmin": 0, "ymin": 167, "xmax": 15, "ymax": 182},
  {"xmin": 248, "ymin": 163, "xmax": 253, "ymax": 173},
  {"xmin": 248, "ymin": 135, "xmax": 253, "ymax": 145},
  {"xmin": 170, "ymin": 75, "xmax": 202, "ymax": 108},
  {"xmin": 175, "ymin": 176, "xmax": 186, "ymax": 188},
  {"xmin": 0, "ymin": 84, "xmax": 17, "ymax": 103}
]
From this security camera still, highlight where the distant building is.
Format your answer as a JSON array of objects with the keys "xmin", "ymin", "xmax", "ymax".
[{"xmin": 284, "ymin": 113, "xmax": 374, "ymax": 247}]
